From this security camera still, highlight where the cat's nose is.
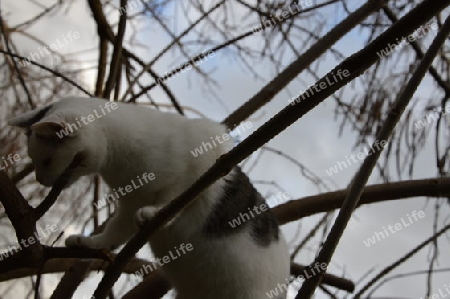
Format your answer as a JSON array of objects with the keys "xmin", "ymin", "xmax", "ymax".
[{"xmin": 35, "ymin": 173, "xmax": 54, "ymax": 187}]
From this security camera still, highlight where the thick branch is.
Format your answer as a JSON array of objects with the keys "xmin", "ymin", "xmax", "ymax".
[
  {"xmin": 0, "ymin": 255, "xmax": 149, "ymax": 282},
  {"xmin": 274, "ymin": 177, "xmax": 450, "ymax": 225},
  {"xmin": 0, "ymin": 246, "xmax": 111, "ymax": 275},
  {"xmin": 50, "ymin": 260, "xmax": 94, "ymax": 299},
  {"xmin": 121, "ymin": 262, "xmax": 355, "ymax": 299},
  {"xmin": 11, "ymin": 163, "xmax": 34, "ymax": 184},
  {"xmin": 0, "ymin": 170, "xmax": 42, "ymax": 265},
  {"xmin": 0, "ymin": 154, "xmax": 84, "ymax": 273}
]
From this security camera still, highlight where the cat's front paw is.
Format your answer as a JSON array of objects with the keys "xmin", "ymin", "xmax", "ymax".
[
  {"xmin": 135, "ymin": 207, "xmax": 159, "ymax": 228},
  {"xmin": 65, "ymin": 234, "xmax": 97, "ymax": 249},
  {"xmin": 135, "ymin": 206, "xmax": 177, "ymax": 229}
]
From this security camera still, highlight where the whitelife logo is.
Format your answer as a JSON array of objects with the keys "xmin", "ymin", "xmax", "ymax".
[
  {"xmin": 288, "ymin": 69, "xmax": 350, "ymax": 106},
  {"xmin": 18, "ymin": 31, "xmax": 81, "ymax": 69},
  {"xmin": 266, "ymin": 262, "xmax": 328, "ymax": 298},
  {"xmin": 190, "ymin": 121, "xmax": 253, "ymax": 158},
  {"xmin": 94, "ymin": 172, "xmax": 156, "ymax": 210},
  {"xmin": 135, "ymin": 243, "xmax": 193, "ymax": 277},
  {"xmin": 363, "ymin": 210, "xmax": 425, "ymax": 247},
  {"xmin": 414, "ymin": 106, "xmax": 450, "ymax": 130},
  {"xmin": 0, "ymin": 224, "xmax": 58, "ymax": 261},
  {"xmin": 325, "ymin": 140, "xmax": 387, "ymax": 176},
  {"xmin": 228, "ymin": 192, "xmax": 291, "ymax": 228},
  {"xmin": 0, "ymin": 153, "xmax": 21, "ymax": 170},
  {"xmin": 376, "ymin": 20, "xmax": 438, "ymax": 59},
  {"xmin": 252, "ymin": 0, "xmax": 313, "ymax": 33},
  {"xmin": 56, "ymin": 102, "xmax": 118, "ymax": 139},
  {"xmin": 156, "ymin": 51, "xmax": 215, "ymax": 86}
]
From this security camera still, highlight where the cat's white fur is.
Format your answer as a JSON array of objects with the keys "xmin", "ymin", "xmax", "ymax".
[{"xmin": 9, "ymin": 97, "xmax": 289, "ymax": 299}]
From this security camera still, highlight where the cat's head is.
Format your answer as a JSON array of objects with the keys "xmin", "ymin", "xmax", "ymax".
[{"xmin": 8, "ymin": 103, "xmax": 107, "ymax": 187}]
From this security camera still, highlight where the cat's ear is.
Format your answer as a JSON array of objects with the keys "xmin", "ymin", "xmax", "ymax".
[
  {"xmin": 31, "ymin": 117, "xmax": 77, "ymax": 138},
  {"xmin": 8, "ymin": 105, "xmax": 53, "ymax": 128},
  {"xmin": 9, "ymin": 105, "xmax": 76, "ymax": 138}
]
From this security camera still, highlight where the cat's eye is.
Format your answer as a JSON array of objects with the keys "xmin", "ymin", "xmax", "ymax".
[{"xmin": 43, "ymin": 158, "xmax": 51, "ymax": 168}]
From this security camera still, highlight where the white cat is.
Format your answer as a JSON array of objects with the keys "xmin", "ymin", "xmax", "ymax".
[{"xmin": 9, "ymin": 97, "xmax": 290, "ymax": 299}]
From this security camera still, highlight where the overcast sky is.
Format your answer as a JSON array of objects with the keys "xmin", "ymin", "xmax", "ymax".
[{"xmin": 2, "ymin": 0, "xmax": 450, "ymax": 298}]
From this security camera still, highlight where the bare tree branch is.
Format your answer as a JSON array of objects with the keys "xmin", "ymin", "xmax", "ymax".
[
  {"xmin": 222, "ymin": 0, "xmax": 387, "ymax": 129},
  {"xmin": 102, "ymin": 0, "xmax": 127, "ymax": 99},
  {"xmin": 274, "ymin": 177, "xmax": 450, "ymax": 225},
  {"xmin": 296, "ymin": 8, "xmax": 450, "ymax": 298},
  {"xmin": 353, "ymin": 221, "xmax": 450, "ymax": 298},
  {"xmin": 91, "ymin": 1, "xmax": 450, "ymax": 297}
]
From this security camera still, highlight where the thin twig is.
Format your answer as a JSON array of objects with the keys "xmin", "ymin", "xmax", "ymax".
[
  {"xmin": 353, "ymin": 222, "xmax": 450, "ymax": 298},
  {"xmin": 34, "ymin": 153, "xmax": 85, "ymax": 220},
  {"xmin": 87, "ymin": 0, "xmax": 184, "ymax": 114},
  {"xmin": 95, "ymin": 38, "xmax": 108, "ymax": 97},
  {"xmin": 121, "ymin": 0, "xmax": 226, "ymax": 101},
  {"xmin": 0, "ymin": 50, "xmax": 92, "ymax": 96},
  {"xmin": 103, "ymin": 0, "xmax": 127, "ymax": 98},
  {"xmin": 0, "ymin": 10, "xmax": 34, "ymax": 108},
  {"xmin": 222, "ymin": 0, "xmax": 386, "ymax": 129}
]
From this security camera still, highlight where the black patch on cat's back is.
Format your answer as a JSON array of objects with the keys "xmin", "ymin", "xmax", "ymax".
[{"xmin": 203, "ymin": 167, "xmax": 279, "ymax": 247}]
